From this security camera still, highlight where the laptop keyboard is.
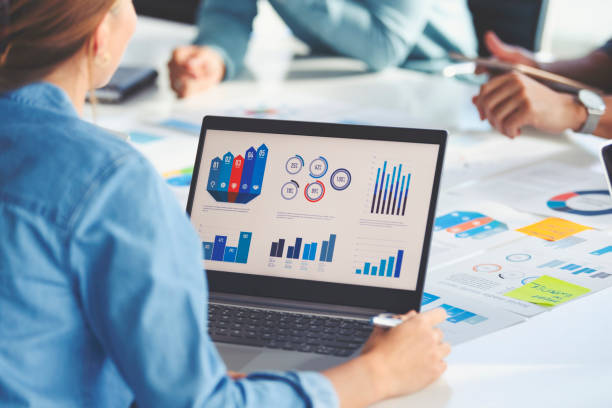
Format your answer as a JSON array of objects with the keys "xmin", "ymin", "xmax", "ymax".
[{"xmin": 208, "ymin": 304, "xmax": 373, "ymax": 357}]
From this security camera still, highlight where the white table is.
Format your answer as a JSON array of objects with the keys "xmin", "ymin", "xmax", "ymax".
[{"xmin": 94, "ymin": 16, "xmax": 612, "ymax": 408}]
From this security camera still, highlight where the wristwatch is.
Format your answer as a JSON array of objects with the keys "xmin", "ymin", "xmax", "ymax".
[{"xmin": 577, "ymin": 89, "xmax": 606, "ymax": 134}]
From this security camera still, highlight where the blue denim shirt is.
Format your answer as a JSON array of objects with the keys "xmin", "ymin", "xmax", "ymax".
[
  {"xmin": 0, "ymin": 83, "xmax": 338, "ymax": 407},
  {"xmin": 195, "ymin": 0, "xmax": 477, "ymax": 79}
]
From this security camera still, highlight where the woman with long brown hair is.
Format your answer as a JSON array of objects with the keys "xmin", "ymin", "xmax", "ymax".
[{"xmin": 0, "ymin": 1, "xmax": 449, "ymax": 407}]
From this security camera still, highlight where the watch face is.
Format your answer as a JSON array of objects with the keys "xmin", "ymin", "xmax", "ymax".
[{"xmin": 579, "ymin": 89, "xmax": 606, "ymax": 112}]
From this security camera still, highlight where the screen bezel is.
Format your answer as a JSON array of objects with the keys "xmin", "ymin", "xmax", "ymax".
[
  {"xmin": 186, "ymin": 116, "xmax": 447, "ymax": 313},
  {"xmin": 601, "ymin": 141, "xmax": 612, "ymax": 196}
]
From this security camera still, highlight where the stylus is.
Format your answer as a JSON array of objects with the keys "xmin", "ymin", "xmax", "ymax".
[{"xmin": 370, "ymin": 313, "xmax": 404, "ymax": 328}]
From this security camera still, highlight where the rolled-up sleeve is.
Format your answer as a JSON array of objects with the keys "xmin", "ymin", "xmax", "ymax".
[
  {"xmin": 193, "ymin": 0, "xmax": 258, "ymax": 80},
  {"xmin": 270, "ymin": 0, "xmax": 434, "ymax": 71},
  {"xmin": 68, "ymin": 151, "xmax": 338, "ymax": 408}
]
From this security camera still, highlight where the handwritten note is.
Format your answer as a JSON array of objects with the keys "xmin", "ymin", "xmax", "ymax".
[
  {"xmin": 504, "ymin": 276, "xmax": 590, "ymax": 306},
  {"xmin": 517, "ymin": 217, "xmax": 591, "ymax": 241}
]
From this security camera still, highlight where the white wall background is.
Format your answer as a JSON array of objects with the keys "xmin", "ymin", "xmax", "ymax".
[{"xmin": 543, "ymin": 0, "xmax": 612, "ymax": 58}]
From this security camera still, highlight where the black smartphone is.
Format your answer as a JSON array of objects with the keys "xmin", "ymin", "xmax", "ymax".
[
  {"xmin": 601, "ymin": 142, "xmax": 612, "ymax": 194},
  {"xmin": 91, "ymin": 66, "xmax": 158, "ymax": 103}
]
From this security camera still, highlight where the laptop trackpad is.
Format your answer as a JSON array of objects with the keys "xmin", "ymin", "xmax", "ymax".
[
  {"xmin": 241, "ymin": 349, "xmax": 346, "ymax": 372},
  {"xmin": 216, "ymin": 343, "xmax": 261, "ymax": 371}
]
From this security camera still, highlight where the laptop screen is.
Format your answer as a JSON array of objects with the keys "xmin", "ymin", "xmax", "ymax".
[{"xmin": 189, "ymin": 127, "xmax": 440, "ymax": 292}]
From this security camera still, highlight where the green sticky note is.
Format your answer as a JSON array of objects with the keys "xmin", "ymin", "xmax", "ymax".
[{"xmin": 504, "ymin": 275, "xmax": 590, "ymax": 307}]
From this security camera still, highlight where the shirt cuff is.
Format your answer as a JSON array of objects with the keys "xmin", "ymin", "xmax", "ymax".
[
  {"xmin": 191, "ymin": 41, "xmax": 235, "ymax": 81},
  {"xmin": 294, "ymin": 371, "xmax": 339, "ymax": 408}
]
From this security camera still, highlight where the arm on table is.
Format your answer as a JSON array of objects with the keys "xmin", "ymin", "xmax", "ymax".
[
  {"xmin": 69, "ymin": 152, "xmax": 450, "ymax": 407},
  {"xmin": 271, "ymin": 0, "xmax": 435, "ymax": 71}
]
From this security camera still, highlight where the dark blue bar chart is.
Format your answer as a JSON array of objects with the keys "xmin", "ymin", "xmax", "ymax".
[
  {"xmin": 202, "ymin": 231, "xmax": 252, "ymax": 264},
  {"xmin": 270, "ymin": 234, "xmax": 336, "ymax": 262},
  {"xmin": 355, "ymin": 249, "xmax": 404, "ymax": 278},
  {"xmin": 370, "ymin": 161, "xmax": 411, "ymax": 216}
]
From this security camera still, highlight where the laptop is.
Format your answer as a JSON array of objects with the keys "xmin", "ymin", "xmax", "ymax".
[{"xmin": 186, "ymin": 116, "xmax": 447, "ymax": 371}]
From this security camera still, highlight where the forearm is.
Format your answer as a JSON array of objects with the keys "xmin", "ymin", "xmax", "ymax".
[
  {"xmin": 541, "ymin": 51, "xmax": 612, "ymax": 91},
  {"xmin": 194, "ymin": 0, "xmax": 257, "ymax": 79},
  {"xmin": 270, "ymin": 0, "xmax": 431, "ymax": 70},
  {"xmin": 323, "ymin": 355, "xmax": 385, "ymax": 408}
]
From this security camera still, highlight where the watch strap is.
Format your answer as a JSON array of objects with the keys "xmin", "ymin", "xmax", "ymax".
[{"xmin": 579, "ymin": 107, "xmax": 602, "ymax": 134}]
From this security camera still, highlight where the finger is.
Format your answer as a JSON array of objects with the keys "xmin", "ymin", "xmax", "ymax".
[
  {"xmin": 489, "ymin": 91, "xmax": 524, "ymax": 129},
  {"xmin": 421, "ymin": 308, "xmax": 447, "ymax": 326},
  {"xmin": 439, "ymin": 342, "xmax": 451, "ymax": 359},
  {"xmin": 433, "ymin": 327, "xmax": 444, "ymax": 344},
  {"xmin": 480, "ymin": 81, "xmax": 522, "ymax": 119},
  {"xmin": 502, "ymin": 103, "xmax": 531, "ymax": 138},
  {"xmin": 394, "ymin": 310, "xmax": 417, "ymax": 321},
  {"xmin": 485, "ymin": 31, "xmax": 521, "ymax": 62}
]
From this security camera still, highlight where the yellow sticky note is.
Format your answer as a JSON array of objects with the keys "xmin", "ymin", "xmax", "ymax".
[
  {"xmin": 517, "ymin": 217, "xmax": 591, "ymax": 241},
  {"xmin": 504, "ymin": 275, "xmax": 590, "ymax": 306}
]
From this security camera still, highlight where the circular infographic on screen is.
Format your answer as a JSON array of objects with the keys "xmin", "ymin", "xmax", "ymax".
[
  {"xmin": 505, "ymin": 254, "xmax": 532, "ymax": 262},
  {"xmin": 305, "ymin": 181, "xmax": 325, "ymax": 202},
  {"xmin": 285, "ymin": 155, "xmax": 304, "ymax": 175},
  {"xmin": 330, "ymin": 168, "xmax": 352, "ymax": 191},
  {"xmin": 309, "ymin": 156, "xmax": 329, "ymax": 178},
  {"xmin": 547, "ymin": 190, "xmax": 612, "ymax": 216},
  {"xmin": 281, "ymin": 180, "xmax": 299, "ymax": 200},
  {"xmin": 472, "ymin": 264, "xmax": 502, "ymax": 273}
]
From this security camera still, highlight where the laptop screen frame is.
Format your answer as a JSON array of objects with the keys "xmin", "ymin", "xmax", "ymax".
[{"xmin": 186, "ymin": 116, "xmax": 447, "ymax": 313}]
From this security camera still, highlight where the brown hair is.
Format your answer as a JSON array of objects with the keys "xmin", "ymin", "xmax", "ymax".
[{"xmin": 0, "ymin": 0, "xmax": 116, "ymax": 92}]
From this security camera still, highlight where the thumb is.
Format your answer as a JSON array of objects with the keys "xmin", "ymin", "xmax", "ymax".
[
  {"xmin": 185, "ymin": 51, "xmax": 211, "ymax": 76},
  {"xmin": 485, "ymin": 31, "xmax": 522, "ymax": 62}
]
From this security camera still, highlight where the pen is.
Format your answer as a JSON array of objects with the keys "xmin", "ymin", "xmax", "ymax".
[{"xmin": 370, "ymin": 313, "xmax": 404, "ymax": 328}]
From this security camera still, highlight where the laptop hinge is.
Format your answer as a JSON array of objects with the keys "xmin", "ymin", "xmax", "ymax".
[{"xmin": 209, "ymin": 292, "xmax": 383, "ymax": 320}]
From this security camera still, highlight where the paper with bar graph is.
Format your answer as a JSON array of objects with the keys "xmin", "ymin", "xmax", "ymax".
[
  {"xmin": 429, "ymin": 229, "xmax": 612, "ymax": 316},
  {"xmin": 420, "ymin": 285, "xmax": 524, "ymax": 345}
]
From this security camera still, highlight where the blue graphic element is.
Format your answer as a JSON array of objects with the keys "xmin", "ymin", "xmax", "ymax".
[
  {"xmin": 591, "ymin": 246, "xmax": 612, "ymax": 256},
  {"xmin": 371, "ymin": 160, "xmax": 411, "ymax": 216},
  {"xmin": 547, "ymin": 190, "xmax": 612, "ymax": 216},
  {"xmin": 309, "ymin": 156, "xmax": 329, "ymax": 178},
  {"xmin": 203, "ymin": 232, "xmax": 252, "ymax": 264},
  {"xmin": 206, "ymin": 144, "xmax": 268, "ymax": 204},
  {"xmin": 356, "ymin": 249, "xmax": 404, "ymax": 279},
  {"xmin": 421, "ymin": 292, "xmax": 440, "ymax": 306}
]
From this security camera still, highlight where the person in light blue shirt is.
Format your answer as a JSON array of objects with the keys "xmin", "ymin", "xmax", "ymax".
[
  {"xmin": 0, "ymin": 0, "xmax": 449, "ymax": 407},
  {"xmin": 168, "ymin": 0, "xmax": 477, "ymax": 97}
]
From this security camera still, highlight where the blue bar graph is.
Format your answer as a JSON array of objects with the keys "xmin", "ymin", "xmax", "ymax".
[
  {"xmin": 421, "ymin": 292, "xmax": 441, "ymax": 306},
  {"xmin": 370, "ymin": 160, "xmax": 411, "ymax": 216},
  {"xmin": 309, "ymin": 243, "xmax": 317, "ymax": 261},
  {"xmin": 591, "ymin": 246, "xmax": 612, "ymax": 256},
  {"xmin": 538, "ymin": 259, "xmax": 565, "ymax": 268},
  {"xmin": 355, "ymin": 249, "xmax": 404, "ymax": 279},
  {"xmin": 204, "ymin": 231, "xmax": 253, "ymax": 264},
  {"xmin": 561, "ymin": 264, "xmax": 581, "ymax": 271},
  {"xmin": 303, "ymin": 244, "xmax": 311, "ymax": 260},
  {"xmin": 270, "ymin": 234, "xmax": 336, "ymax": 262},
  {"xmin": 573, "ymin": 268, "xmax": 597, "ymax": 275},
  {"xmin": 223, "ymin": 247, "xmax": 237, "ymax": 263},
  {"xmin": 211, "ymin": 236, "xmax": 227, "ymax": 261}
]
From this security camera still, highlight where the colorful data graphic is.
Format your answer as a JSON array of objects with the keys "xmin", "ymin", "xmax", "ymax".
[
  {"xmin": 538, "ymin": 259, "xmax": 611, "ymax": 279},
  {"xmin": 355, "ymin": 249, "xmax": 404, "ymax": 278},
  {"xmin": 164, "ymin": 167, "xmax": 193, "ymax": 187},
  {"xmin": 435, "ymin": 211, "xmax": 508, "ymax": 239},
  {"xmin": 282, "ymin": 154, "xmax": 350, "ymax": 202},
  {"xmin": 547, "ymin": 190, "xmax": 612, "ymax": 216},
  {"xmin": 207, "ymin": 144, "xmax": 268, "ymax": 204},
  {"xmin": 591, "ymin": 246, "xmax": 612, "ymax": 256},
  {"xmin": 270, "ymin": 234, "xmax": 337, "ymax": 262},
  {"xmin": 421, "ymin": 293, "xmax": 488, "ymax": 324},
  {"xmin": 370, "ymin": 161, "xmax": 411, "ymax": 216},
  {"xmin": 202, "ymin": 232, "xmax": 253, "ymax": 264}
]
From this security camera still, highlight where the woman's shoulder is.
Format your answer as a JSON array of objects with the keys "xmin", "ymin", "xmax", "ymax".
[{"xmin": 0, "ymin": 103, "xmax": 156, "ymax": 230}]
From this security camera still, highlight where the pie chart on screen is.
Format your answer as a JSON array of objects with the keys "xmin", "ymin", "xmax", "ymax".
[{"xmin": 547, "ymin": 190, "xmax": 612, "ymax": 216}]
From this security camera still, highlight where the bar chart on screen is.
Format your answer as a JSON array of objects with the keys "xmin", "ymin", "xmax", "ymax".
[
  {"xmin": 202, "ymin": 231, "xmax": 253, "ymax": 264},
  {"xmin": 269, "ymin": 234, "xmax": 337, "ymax": 263},
  {"xmin": 369, "ymin": 160, "xmax": 412, "ymax": 216},
  {"xmin": 354, "ymin": 237, "xmax": 408, "ymax": 279}
]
